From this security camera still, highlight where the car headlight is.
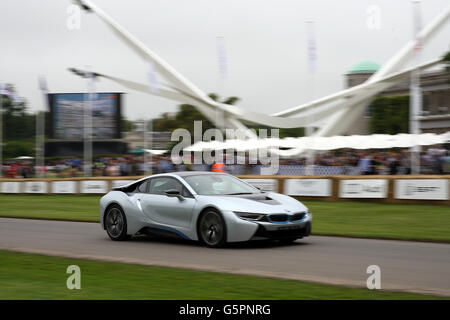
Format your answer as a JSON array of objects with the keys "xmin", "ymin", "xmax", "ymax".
[
  {"xmin": 233, "ymin": 211, "xmax": 265, "ymax": 221},
  {"xmin": 305, "ymin": 210, "xmax": 312, "ymax": 219}
]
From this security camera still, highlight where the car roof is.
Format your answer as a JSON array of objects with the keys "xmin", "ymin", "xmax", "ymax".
[{"xmin": 170, "ymin": 171, "xmax": 227, "ymax": 177}]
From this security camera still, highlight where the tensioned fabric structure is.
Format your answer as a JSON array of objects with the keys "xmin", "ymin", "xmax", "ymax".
[
  {"xmin": 72, "ymin": 1, "xmax": 450, "ymax": 146},
  {"xmin": 183, "ymin": 132, "xmax": 450, "ymax": 158}
]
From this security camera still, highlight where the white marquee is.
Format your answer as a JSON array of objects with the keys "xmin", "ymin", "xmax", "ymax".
[{"xmin": 183, "ymin": 132, "xmax": 450, "ymax": 157}]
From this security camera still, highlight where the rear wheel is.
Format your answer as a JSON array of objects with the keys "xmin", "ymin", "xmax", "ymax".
[
  {"xmin": 105, "ymin": 205, "xmax": 129, "ymax": 241},
  {"xmin": 198, "ymin": 209, "xmax": 227, "ymax": 248}
]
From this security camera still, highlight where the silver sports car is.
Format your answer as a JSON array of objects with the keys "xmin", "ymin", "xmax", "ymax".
[{"xmin": 100, "ymin": 171, "xmax": 312, "ymax": 247}]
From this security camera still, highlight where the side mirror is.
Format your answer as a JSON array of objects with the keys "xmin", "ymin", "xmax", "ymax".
[{"xmin": 165, "ymin": 189, "xmax": 184, "ymax": 200}]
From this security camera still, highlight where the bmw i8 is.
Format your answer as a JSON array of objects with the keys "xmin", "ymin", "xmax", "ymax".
[{"xmin": 100, "ymin": 172, "xmax": 312, "ymax": 247}]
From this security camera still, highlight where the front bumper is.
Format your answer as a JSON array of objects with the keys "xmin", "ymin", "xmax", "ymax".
[
  {"xmin": 223, "ymin": 210, "xmax": 312, "ymax": 242},
  {"xmin": 251, "ymin": 221, "xmax": 311, "ymax": 240}
]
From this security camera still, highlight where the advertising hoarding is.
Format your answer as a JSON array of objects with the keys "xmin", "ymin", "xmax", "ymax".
[
  {"xmin": 395, "ymin": 179, "xmax": 448, "ymax": 200},
  {"xmin": 285, "ymin": 179, "xmax": 332, "ymax": 197},
  {"xmin": 339, "ymin": 179, "xmax": 387, "ymax": 199}
]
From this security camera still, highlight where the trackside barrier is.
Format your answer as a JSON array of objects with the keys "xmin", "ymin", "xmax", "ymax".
[
  {"xmin": 0, "ymin": 175, "xmax": 449, "ymax": 205},
  {"xmin": 240, "ymin": 175, "xmax": 450, "ymax": 205}
]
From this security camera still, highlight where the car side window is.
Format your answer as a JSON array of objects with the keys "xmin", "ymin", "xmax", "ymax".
[
  {"xmin": 136, "ymin": 179, "xmax": 149, "ymax": 193},
  {"xmin": 181, "ymin": 186, "xmax": 193, "ymax": 198},
  {"xmin": 149, "ymin": 177, "xmax": 183, "ymax": 195}
]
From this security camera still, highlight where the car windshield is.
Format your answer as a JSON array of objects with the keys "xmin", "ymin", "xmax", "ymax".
[{"xmin": 184, "ymin": 174, "xmax": 260, "ymax": 195}]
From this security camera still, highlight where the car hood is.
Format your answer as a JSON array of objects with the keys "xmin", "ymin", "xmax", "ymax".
[{"xmin": 196, "ymin": 192, "xmax": 308, "ymax": 214}]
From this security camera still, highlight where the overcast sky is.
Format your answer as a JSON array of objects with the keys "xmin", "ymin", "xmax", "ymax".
[{"xmin": 1, "ymin": 0, "xmax": 449, "ymax": 121}]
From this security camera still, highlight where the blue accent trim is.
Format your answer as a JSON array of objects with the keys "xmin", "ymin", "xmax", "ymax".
[
  {"xmin": 267, "ymin": 214, "xmax": 307, "ymax": 224},
  {"xmin": 151, "ymin": 226, "xmax": 190, "ymax": 240},
  {"xmin": 267, "ymin": 215, "xmax": 289, "ymax": 223}
]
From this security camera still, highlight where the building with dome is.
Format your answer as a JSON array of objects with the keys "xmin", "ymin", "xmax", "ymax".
[
  {"xmin": 346, "ymin": 60, "xmax": 381, "ymax": 88},
  {"xmin": 344, "ymin": 60, "xmax": 450, "ymax": 135}
]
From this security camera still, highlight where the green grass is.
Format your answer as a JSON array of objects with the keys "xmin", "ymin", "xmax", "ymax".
[
  {"xmin": 0, "ymin": 195, "xmax": 449, "ymax": 242},
  {"xmin": 303, "ymin": 200, "xmax": 450, "ymax": 243},
  {"xmin": 0, "ymin": 194, "xmax": 99, "ymax": 222},
  {"xmin": 0, "ymin": 250, "xmax": 443, "ymax": 299}
]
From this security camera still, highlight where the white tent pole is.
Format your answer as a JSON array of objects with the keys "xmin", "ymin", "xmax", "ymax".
[
  {"xmin": 410, "ymin": 0, "xmax": 423, "ymax": 175},
  {"xmin": 84, "ymin": 67, "xmax": 94, "ymax": 177},
  {"xmin": 37, "ymin": 76, "xmax": 48, "ymax": 178},
  {"xmin": 143, "ymin": 119, "xmax": 147, "ymax": 175},
  {"xmin": 305, "ymin": 20, "xmax": 316, "ymax": 175},
  {"xmin": 148, "ymin": 119, "xmax": 152, "ymax": 175},
  {"xmin": 143, "ymin": 119, "xmax": 151, "ymax": 176},
  {"xmin": 35, "ymin": 110, "xmax": 40, "ymax": 176}
]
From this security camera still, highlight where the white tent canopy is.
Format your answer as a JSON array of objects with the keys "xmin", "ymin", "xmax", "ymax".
[
  {"xmin": 143, "ymin": 149, "xmax": 168, "ymax": 155},
  {"xmin": 183, "ymin": 132, "xmax": 450, "ymax": 157}
]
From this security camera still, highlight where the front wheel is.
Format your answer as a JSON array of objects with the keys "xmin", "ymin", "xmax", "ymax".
[
  {"xmin": 105, "ymin": 205, "xmax": 129, "ymax": 241},
  {"xmin": 198, "ymin": 209, "xmax": 227, "ymax": 248}
]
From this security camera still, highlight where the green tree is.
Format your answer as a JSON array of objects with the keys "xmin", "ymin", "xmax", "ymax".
[
  {"xmin": 369, "ymin": 95, "xmax": 409, "ymax": 134},
  {"xmin": 443, "ymin": 50, "xmax": 450, "ymax": 83},
  {"xmin": 152, "ymin": 93, "xmax": 305, "ymax": 139},
  {"xmin": 120, "ymin": 116, "xmax": 133, "ymax": 132},
  {"xmin": 1, "ymin": 86, "xmax": 35, "ymax": 141},
  {"xmin": 1, "ymin": 85, "xmax": 37, "ymax": 158},
  {"xmin": 152, "ymin": 93, "xmax": 239, "ymax": 136},
  {"xmin": 3, "ymin": 140, "xmax": 35, "ymax": 159}
]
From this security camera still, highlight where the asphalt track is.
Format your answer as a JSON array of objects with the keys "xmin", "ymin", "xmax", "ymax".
[{"xmin": 0, "ymin": 217, "xmax": 449, "ymax": 296}]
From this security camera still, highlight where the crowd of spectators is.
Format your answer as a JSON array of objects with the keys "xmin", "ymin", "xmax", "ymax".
[
  {"xmin": 0, "ymin": 147, "xmax": 448, "ymax": 178},
  {"xmin": 293, "ymin": 148, "xmax": 448, "ymax": 175},
  {"xmin": 0, "ymin": 155, "xmax": 173, "ymax": 178}
]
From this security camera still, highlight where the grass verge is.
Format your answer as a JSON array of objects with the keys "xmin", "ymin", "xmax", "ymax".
[
  {"xmin": 305, "ymin": 200, "xmax": 450, "ymax": 243},
  {"xmin": 0, "ymin": 195, "xmax": 449, "ymax": 242},
  {"xmin": 0, "ymin": 249, "xmax": 444, "ymax": 300}
]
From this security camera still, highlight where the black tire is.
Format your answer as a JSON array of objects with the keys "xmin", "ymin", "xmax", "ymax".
[
  {"xmin": 104, "ymin": 205, "xmax": 129, "ymax": 241},
  {"xmin": 198, "ymin": 209, "xmax": 227, "ymax": 248}
]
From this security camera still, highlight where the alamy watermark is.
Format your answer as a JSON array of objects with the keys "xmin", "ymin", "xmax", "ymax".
[
  {"xmin": 66, "ymin": 265, "xmax": 81, "ymax": 290},
  {"xmin": 366, "ymin": 4, "xmax": 381, "ymax": 30},
  {"xmin": 66, "ymin": 4, "xmax": 82, "ymax": 30},
  {"xmin": 366, "ymin": 265, "xmax": 381, "ymax": 289},
  {"xmin": 170, "ymin": 121, "xmax": 280, "ymax": 174}
]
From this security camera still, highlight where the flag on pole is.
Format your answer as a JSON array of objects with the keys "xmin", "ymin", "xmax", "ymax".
[
  {"xmin": 147, "ymin": 59, "xmax": 159, "ymax": 93},
  {"xmin": 216, "ymin": 36, "xmax": 228, "ymax": 80},
  {"xmin": 413, "ymin": 1, "xmax": 423, "ymax": 52},
  {"xmin": 306, "ymin": 21, "xmax": 317, "ymax": 74},
  {"xmin": 38, "ymin": 76, "xmax": 48, "ymax": 92},
  {"xmin": 215, "ymin": 36, "xmax": 228, "ymax": 130}
]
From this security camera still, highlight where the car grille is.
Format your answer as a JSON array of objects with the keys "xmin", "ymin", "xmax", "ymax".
[
  {"xmin": 268, "ymin": 214, "xmax": 289, "ymax": 222},
  {"xmin": 290, "ymin": 212, "xmax": 306, "ymax": 222},
  {"xmin": 266, "ymin": 212, "xmax": 306, "ymax": 223}
]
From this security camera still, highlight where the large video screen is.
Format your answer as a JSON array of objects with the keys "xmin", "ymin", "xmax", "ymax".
[{"xmin": 49, "ymin": 93, "xmax": 122, "ymax": 140}]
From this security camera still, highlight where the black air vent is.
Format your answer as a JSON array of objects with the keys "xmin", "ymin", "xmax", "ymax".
[
  {"xmin": 269, "ymin": 214, "xmax": 289, "ymax": 222},
  {"xmin": 290, "ymin": 212, "xmax": 306, "ymax": 222}
]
